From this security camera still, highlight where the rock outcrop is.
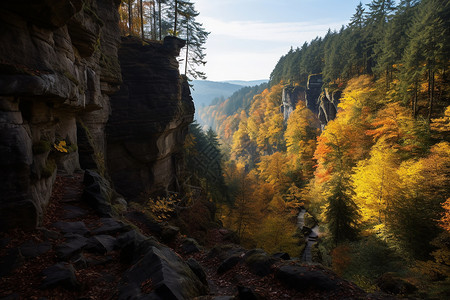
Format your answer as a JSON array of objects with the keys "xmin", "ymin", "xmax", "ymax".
[
  {"xmin": 281, "ymin": 74, "xmax": 341, "ymax": 127},
  {"xmin": 281, "ymin": 85, "xmax": 305, "ymax": 120},
  {"xmin": 318, "ymin": 88, "xmax": 341, "ymax": 125},
  {"xmin": 106, "ymin": 36, "xmax": 194, "ymax": 200},
  {"xmin": 0, "ymin": 0, "xmax": 195, "ymax": 230},
  {"xmin": 0, "ymin": 0, "xmax": 122, "ymax": 230}
]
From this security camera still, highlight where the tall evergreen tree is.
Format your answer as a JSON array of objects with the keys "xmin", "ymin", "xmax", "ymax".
[
  {"xmin": 349, "ymin": 1, "xmax": 365, "ymax": 29},
  {"xmin": 325, "ymin": 176, "xmax": 360, "ymax": 246}
]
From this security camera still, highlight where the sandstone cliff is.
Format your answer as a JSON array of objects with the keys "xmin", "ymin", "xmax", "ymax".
[
  {"xmin": 0, "ymin": 0, "xmax": 122, "ymax": 230},
  {"xmin": 0, "ymin": 0, "xmax": 193, "ymax": 230},
  {"xmin": 281, "ymin": 74, "xmax": 341, "ymax": 127},
  {"xmin": 106, "ymin": 36, "xmax": 194, "ymax": 200}
]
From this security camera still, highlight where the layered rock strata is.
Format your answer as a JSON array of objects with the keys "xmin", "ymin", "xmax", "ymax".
[
  {"xmin": 0, "ymin": 0, "xmax": 122, "ymax": 230},
  {"xmin": 281, "ymin": 74, "xmax": 341, "ymax": 127},
  {"xmin": 106, "ymin": 36, "xmax": 195, "ymax": 200}
]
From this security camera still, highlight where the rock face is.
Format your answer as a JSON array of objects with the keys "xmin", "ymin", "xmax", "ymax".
[
  {"xmin": 318, "ymin": 88, "xmax": 341, "ymax": 125},
  {"xmin": 281, "ymin": 74, "xmax": 341, "ymax": 127},
  {"xmin": 0, "ymin": 0, "xmax": 122, "ymax": 230},
  {"xmin": 106, "ymin": 36, "xmax": 195, "ymax": 199},
  {"xmin": 0, "ymin": 0, "xmax": 194, "ymax": 230},
  {"xmin": 281, "ymin": 85, "xmax": 305, "ymax": 120}
]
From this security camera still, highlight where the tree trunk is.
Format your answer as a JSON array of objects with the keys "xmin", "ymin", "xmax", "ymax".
[
  {"xmin": 140, "ymin": 0, "xmax": 144, "ymax": 39},
  {"xmin": 158, "ymin": 0, "xmax": 162, "ymax": 40},
  {"xmin": 153, "ymin": 2, "xmax": 157, "ymax": 40},
  {"xmin": 428, "ymin": 70, "xmax": 435, "ymax": 121},
  {"xmin": 413, "ymin": 81, "xmax": 418, "ymax": 118},
  {"xmin": 128, "ymin": 0, "xmax": 133, "ymax": 35},
  {"xmin": 184, "ymin": 23, "xmax": 189, "ymax": 75},
  {"xmin": 174, "ymin": 0, "xmax": 178, "ymax": 36}
]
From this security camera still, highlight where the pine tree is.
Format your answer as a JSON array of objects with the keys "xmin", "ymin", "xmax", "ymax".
[
  {"xmin": 325, "ymin": 176, "xmax": 359, "ymax": 246},
  {"xmin": 349, "ymin": 1, "xmax": 365, "ymax": 29}
]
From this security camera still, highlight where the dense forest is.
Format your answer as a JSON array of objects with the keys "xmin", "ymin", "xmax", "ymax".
[{"xmin": 192, "ymin": 0, "xmax": 450, "ymax": 297}]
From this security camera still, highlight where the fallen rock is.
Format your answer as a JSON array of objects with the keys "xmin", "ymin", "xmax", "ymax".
[
  {"xmin": 92, "ymin": 217, "xmax": 128, "ymax": 235},
  {"xmin": 275, "ymin": 265, "xmax": 338, "ymax": 292},
  {"xmin": 82, "ymin": 170, "xmax": 114, "ymax": 217},
  {"xmin": 40, "ymin": 228, "xmax": 60, "ymax": 240},
  {"xmin": 86, "ymin": 255, "xmax": 114, "ymax": 266},
  {"xmin": 53, "ymin": 221, "xmax": 89, "ymax": 236},
  {"xmin": 186, "ymin": 258, "xmax": 208, "ymax": 285},
  {"xmin": 273, "ymin": 252, "xmax": 290, "ymax": 260},
  {"xmin": 119, "ymin": 244, "xmax": 208, "ymax": 299},
  {"xmin": 55, "ymin": 234, "xmax": 88, "ymax": 260},
  {"xmin": 19, "ymin": 240, "xmax": 51, "ymax": 258},
  {"xmin": 208, "ymin": 244, "xmax": 246, "ymax": 261},
  {"xmin": 237, "ymin": 286, "xmax": 260, "ymax": 300},
  {"xmin": 244, "ymin": 251, "xmax": 275, "ymax": 277},
  {"xmin": 161, "ymin": 225, "xmax": 179, "ymax": 242},
  {"xmin": 217, "ymin": 255, "xmax": 241, "ymax": 274},
  {"xmin": 182, "ymin": 238, "xmax": 201, "ymax": 254},
  {"xmin": 71, "ymin": 253, "xmax": 88, "ymax": 269},
  {"xmin": 117, "ymin": 230, "xmax": 158, "ymax": 264},
  {"xmin": 86, "ymin": 235, "xmax": 116, "ymax": 254},
  {"xmin": 41, "ymin": 263, "xmax": 79, "ymax": 290}
]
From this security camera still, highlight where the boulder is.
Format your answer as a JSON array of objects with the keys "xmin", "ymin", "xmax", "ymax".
[
  {"xmin": 119, "ymin": 244, "xmax": 208, "ymax": 299},
  {"xmin": 92, "ymin": 217, "xmax": 128, "ymax": 235},
  {"xmin": 82, "ymin": 170, "xmax": 114, "ymax": 217},
  {"xmin": 161, "ymin": 225, "xmax": 180, "ymax": 243},
  {"xmin": 117, "ymin": 230, "xmax": 159, "ymax": 264},
  {"xmin": 244, "ymin": 251, "xmax": 275, "ymax": 277},
  {"xmin": 237, "ymin": 286, "xmax": 260, "ymax": 300},
  {"xmin": 186, "ymin": 258, "xmax": 208, "ymax": 286},
  {"xmin": 55, "ymin": 233, "xmax": 88, "ymax": 260},
  {"xmin": 181, "ymin": 238, "xmax": 201, "ymax": 254},
  {"xmin": 272, "ymin": 252, "xmax": 290, "ymax": 260},
  {"xmin": 53, "ymin": 221, "xmax": 89, "ymax": 236},
  {"xmin": 217, "ymin": 255, "xmax": 241, "ymax": 274},
  {"xmin": 207, "ymin": 244, "xmax": 246, "ymax": 261},
  {"xmin": 86, "ymin": 235, "xmax": 116, "ymax": 254},
  {"xmin": 275, "ymin": 265, "xmax": 338, "ymax": 292},
  {"xmin": 41, "ymin": 263, "xmax": 79, "ymax": 290},
  {"xmin": 19, "ymin": 240, "xmax": 52, "ymax": 258}
]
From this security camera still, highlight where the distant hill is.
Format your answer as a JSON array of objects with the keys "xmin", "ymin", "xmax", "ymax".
[
  {"xmin": 222, "ymin": 79, "xmax": 269, "ymax": 87},
  {"xmin": 191, "ymin": 80, "xmax": 242, "ymax": 108}
]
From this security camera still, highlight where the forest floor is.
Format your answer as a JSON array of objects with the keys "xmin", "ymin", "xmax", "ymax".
[{"xmin": 0, "ymin": 172, "xmax": 394, "ymax": 299}]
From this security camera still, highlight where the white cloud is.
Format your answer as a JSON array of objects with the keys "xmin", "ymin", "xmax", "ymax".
[{"xmin": 199, "ymin": 17, "xmax": 343, "ymax": 43}]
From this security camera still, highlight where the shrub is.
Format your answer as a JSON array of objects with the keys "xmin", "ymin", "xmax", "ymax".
[
  {"xmin": 32, "ymin": 140, "xmax": 51, "ymax": 154},
  {"xmin": 41, "ymin": 159, "xmax": 56, "ymax": 178}
]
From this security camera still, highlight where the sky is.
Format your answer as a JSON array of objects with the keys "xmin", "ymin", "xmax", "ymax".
[{"xmin": 192, "ymin": 0, "xmax": 372, "ymax": 82}]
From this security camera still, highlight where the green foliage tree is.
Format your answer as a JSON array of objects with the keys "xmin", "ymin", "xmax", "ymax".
[{"xmin": 325, "ymin": 176, "xmax": 359, "ymax": 246}]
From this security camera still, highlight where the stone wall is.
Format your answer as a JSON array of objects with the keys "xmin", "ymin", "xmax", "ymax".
[
  {"xmin": 0, "ymin": 0, "xmax": 122, "ymax": 230},
  {"xmin": 106, "ymin": 36, "xmax": 195, "ymax": 200}
]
